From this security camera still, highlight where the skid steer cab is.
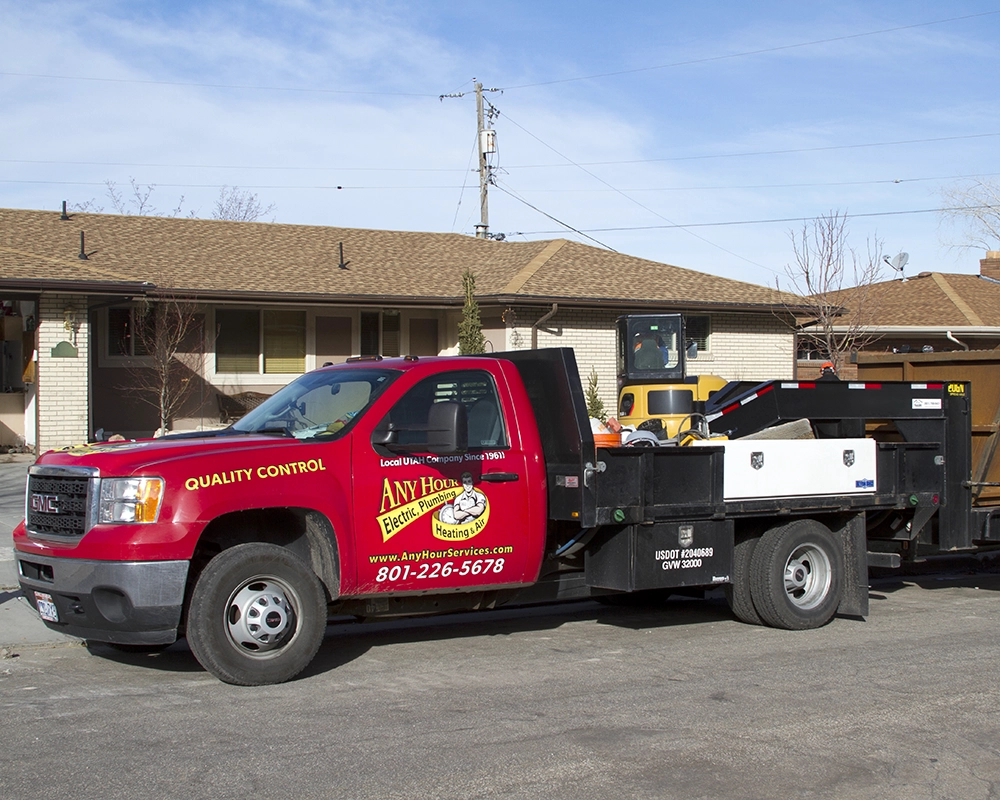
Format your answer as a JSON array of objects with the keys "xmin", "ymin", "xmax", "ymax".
[{"xmin": 616, "ymin": 313, "xmax": 727, "ymax": 439}]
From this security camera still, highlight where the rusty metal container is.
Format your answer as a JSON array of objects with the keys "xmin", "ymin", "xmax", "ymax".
[{"xmin": 856, "ymin": 350, "xmax": 1000, "ymax": 506}]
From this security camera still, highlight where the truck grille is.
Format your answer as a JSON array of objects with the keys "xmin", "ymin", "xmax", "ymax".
[{"xmin": 26, "ymin": 467, "xmax": 99, "ymax": 539}]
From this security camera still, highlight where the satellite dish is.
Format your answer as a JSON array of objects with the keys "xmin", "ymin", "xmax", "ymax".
[{"xmin": 884, "ymin": 252, "xmax": 909, "ymax": 280}]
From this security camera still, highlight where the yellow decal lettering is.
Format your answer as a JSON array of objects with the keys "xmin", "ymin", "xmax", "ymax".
[
  {"xmin": 432, "ymin": 502, "xmax": 491, "ymax": 541},
  {"xmin": 377, "ymin": 485, "xmax": 464, "ymax": 542},
  {"xmin": 380, "ymin": 478, "xmax": 397, "ymax": 513}
]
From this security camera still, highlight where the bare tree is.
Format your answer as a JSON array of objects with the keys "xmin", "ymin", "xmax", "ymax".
[
  {"xmin": 213, "ymin": 186, "xmax": 276, "ymax": 222},
  {"xmin": 104, "ymin": 177, "xmax": 187, "ymax": 217},
  {"xmin": 122, "ymin": 296, "xmax": 206, "ymax": 434},
  {"xmin": 72, "ymin": 181, "xmax": 275, "ymax": 221},
  {"xmin": 778, "ymin": 211, "xmax": 887, "ymax": 374},
  {"xmin": 941, "ymin": 179, "xmax": 1000, "ymax": 251}
]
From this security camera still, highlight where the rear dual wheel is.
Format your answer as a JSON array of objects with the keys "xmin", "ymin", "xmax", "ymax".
[{"xmin": 727, "ymin": 520, "xmax": 844, "ymax": 630}]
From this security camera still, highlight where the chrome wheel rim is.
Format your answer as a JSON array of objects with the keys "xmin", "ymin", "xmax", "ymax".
[
  {"xmin": 225, "ymin": 577, "xmax": 299, "ymax": 656},
  {"xmin": 783, "ymin": 544, "xmax": 832, "ymax": 610}
]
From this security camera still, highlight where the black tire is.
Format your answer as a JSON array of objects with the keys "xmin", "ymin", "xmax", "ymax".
[
  {"xmin": 186, "ymin": 543, "xmax": 328, "ymax": 686},
  {"xmin": 725, "ymin": 531, "xmax": 763, "ymax": 625},
  {"xmin": 749, "ymin": 519, "xmax": 843, "ymax": 630}
]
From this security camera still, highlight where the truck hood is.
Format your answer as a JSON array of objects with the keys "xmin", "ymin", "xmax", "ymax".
[{"xmin": 35, "ymin": 431, "xmax": 315, "ymax": 475}]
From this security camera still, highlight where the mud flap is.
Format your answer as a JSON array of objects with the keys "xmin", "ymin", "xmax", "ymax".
[{"xmin": 835, "ymin": 512, "xmax": 869, "ymax": 618}]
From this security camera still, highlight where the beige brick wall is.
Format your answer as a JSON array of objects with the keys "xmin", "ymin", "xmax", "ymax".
[
  {"xmin": 503, "ymin": 306, "xmax": 795, "ymax": 416},
  {"xmin": 37, "ymin": 293, "xmax": 90, "ymax": 450}
]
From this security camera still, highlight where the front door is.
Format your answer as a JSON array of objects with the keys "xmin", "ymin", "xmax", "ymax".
[{"xmin": 352, "ymin": 368, "xmax": 533, "ymax": 595}]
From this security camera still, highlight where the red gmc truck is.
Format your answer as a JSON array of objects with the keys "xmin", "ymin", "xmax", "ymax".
[{"xmin": 16, "ymin": 348, "xmax": 979, "ymax": 685}]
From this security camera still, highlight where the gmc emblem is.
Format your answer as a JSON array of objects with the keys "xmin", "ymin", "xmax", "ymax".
[{"xmin": 30, "ymin": 494, "xmax": 60, "ymax": 514}]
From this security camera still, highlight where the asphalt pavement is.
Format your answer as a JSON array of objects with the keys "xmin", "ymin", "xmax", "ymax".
[{"xmin": 0, "ymin": 453, "xmax": 80, "ymax": 649}]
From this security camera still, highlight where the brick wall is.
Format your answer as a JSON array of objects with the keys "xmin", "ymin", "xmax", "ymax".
[
  {"xmin": 504, "ymin": 306, "xmax": 795, "ymax": 415},
  {"xmin": 37, "ymin": 293, "xmax": 90, "ymax": 450}
]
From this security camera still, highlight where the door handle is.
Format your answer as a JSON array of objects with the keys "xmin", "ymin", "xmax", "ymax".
[{"xmin": 480, "ymin": 472, "xmax": 519, "ymax": 483}]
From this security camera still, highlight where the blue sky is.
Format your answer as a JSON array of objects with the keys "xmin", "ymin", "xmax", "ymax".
[{"xmin": 2, "ymin": 1, "xmax": 998, "ymax": 287}]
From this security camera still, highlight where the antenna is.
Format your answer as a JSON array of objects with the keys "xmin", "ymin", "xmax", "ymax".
[{"xmin": 884, "ymin": 252, "xmax": 909, "ymax": 281}]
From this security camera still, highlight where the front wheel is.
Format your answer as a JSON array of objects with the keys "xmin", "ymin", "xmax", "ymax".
[
  {"xmin": 186, "ymin": 543, "xmax": 328, "ymax": 685},
  {"xmin": 749, "ymin": 520, "xmax": 843, "ymax": 630}
]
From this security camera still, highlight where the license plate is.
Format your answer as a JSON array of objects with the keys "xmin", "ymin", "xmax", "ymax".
[{"xmin": 34, "ymin": 591, "xmax": 59, "ymax": 622}]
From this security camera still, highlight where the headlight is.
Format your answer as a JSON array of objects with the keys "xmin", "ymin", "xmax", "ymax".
[{"xmin": 99, "ymin": 477, "xmax": 164, "ymax": 524}]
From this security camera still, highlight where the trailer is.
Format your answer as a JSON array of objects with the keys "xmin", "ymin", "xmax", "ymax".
[{"xmin": 704, "ymin": 354, "xmax": 1000, "ymax": 559}]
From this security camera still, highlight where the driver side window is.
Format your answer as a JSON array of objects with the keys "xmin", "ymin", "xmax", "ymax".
[{"xmin": 378, "ymin": 370, "xmax": 508, "ymax": 451}]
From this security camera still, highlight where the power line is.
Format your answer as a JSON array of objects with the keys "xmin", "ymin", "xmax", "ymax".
[
  {"xmin": 4, "ymin": 171, "xmax": 996, "ymax": 195},
  {"xmin": 504, "ymin": 133, "xmax": 1000, "ymax": 169},
  {"xmin": 0, "ymin": 158, "xmax": 467, "ymax": 173},
  {"xmin": 498, "ymin": 11, "xmax": 1000, "ymax": 90},
  {"xmin": 0, "ymin": 179, "xmax": 469, "ymax": 190},
  {"xmin": 0, "ymin": 70, "xmax": 439, "ymax": 98},
  {"xmin": 451, "ymin": 130, "xmax": 481, "ymax": 232},
  {"xmin": 492, "ymin": 182, "xmax": 617, "ymax": 251},
  {"xmin": 518, "ymin": 205, "xmax": 993, "ymax": 235},
  {"xmin": 510, "ymin": 171, "xmax": 1000, "ymax": 193},
  {"xmin": 4, "ymin": 133, "xmax": 994, "ymax": 176},
  {"xmin": 5, "ymin": 11, "xmax": 994, "ymax": 101},
  {"xmin": 496, "ymin": 108, "xmax": 772, "ymax": 272}
]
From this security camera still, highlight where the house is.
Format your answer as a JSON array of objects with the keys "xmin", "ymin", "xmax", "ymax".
[
  {"xmin": 0, "ymin": 207, "xmax": 804, "ymax": 451},
  {"xmin": 797, "ymin": 252, "xmax": 1000, "ymax": 379}
]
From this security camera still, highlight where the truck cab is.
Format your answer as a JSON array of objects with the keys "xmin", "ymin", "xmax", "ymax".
[{"xmin": 15, "ymin": 355, "xmax": 552, "ymax": 684}]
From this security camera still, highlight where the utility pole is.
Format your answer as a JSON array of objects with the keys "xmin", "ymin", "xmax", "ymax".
[
  {"xmin": 440, "ymin": 80, "xmax": 497, "ymax": 239},
  {"xmin": 475, "ymin": 82, "xmax": 489, "ymax": 239}
]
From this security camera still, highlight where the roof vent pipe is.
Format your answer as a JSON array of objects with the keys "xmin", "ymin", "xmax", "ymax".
[
  {"xmin": 946, "ymin": 331, "xmax": 969, "ymax": 351},
  {"xmin": 531, "ymin": 303, "xmax": 558, "ymax": 349},
  {"xmin": 78, "ymin": 231, "xmax": 88, "ymax": 260},
  {"xmin": 60, "ymin": 200, "xmax": 69, "ymax": 221}
]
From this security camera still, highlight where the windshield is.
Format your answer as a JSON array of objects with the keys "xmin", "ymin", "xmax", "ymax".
[
  {"xmin": 628, "ymin": 318, "xmax": 681, "ymax": 372},
  {"xmin": 232, "ymin": 368, "xmax": 398, "ymax": 440}
]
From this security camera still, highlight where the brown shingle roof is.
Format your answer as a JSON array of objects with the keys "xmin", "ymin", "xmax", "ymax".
[
  {"xmin": 829, "ymin": 272, "xmax": 1000, "ymax": 328},
  {"xmin": 0, "ymin": 207, "xmax": 800, "ymax": 310}
]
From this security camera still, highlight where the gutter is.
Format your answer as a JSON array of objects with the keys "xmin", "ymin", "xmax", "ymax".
[
  {"xmin": 531, "ymin": 303, "xmax": 559, "ymax": 349},
  {"xmin": 820, "ymin": 325, "xmax": 1000, "ymax": 335},
  {"xmin": 0, "ymin": 280, "xmax": 811, "ymax": 316},
  {"xmin": 0, "ymin": 279, "xmax": 156, "ymax": 295},
  {"xmin": 486, "ymin": 294, "xmax": 810, "ymax": 315}
]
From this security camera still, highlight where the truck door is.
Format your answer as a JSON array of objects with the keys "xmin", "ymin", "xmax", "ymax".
[{"xmin": 352, "ymin": 368, "xmax": 534, "ymax": 594}]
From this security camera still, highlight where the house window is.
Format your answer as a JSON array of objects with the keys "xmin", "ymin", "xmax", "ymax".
[
  {"xmin": 316, "ymin": 316, "xmax": 352, "ymax": 365},
  {"xmin": 107, "ymin": 306, "xmax": 153, "ymax": 357},
  {"xmin": 359, "ymin": 310, "xmax": 404, "ymax": 358},
  {"xmin": 409, "ymin": 318, "xmax": 439, "ymax": 356},
  {"xmin": 360, "ymin": 311, "xmax": 380, "ymax": 357},
  {"xmin": 216, "ymin": 308, "xmax": 306, "ymax": 374},
  {"xmin": 263, "ymin": 310, "xmax": 306, "ymax": 373},
  {"xmin": 686, "ymin": 316, "xmax": 710, "ymax": 353},
  {"xmin": 382, "ymin": 311, "xmax": 401, "ymax": 357}
]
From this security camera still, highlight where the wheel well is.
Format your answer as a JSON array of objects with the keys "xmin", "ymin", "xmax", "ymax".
[{"xmin": 190, "ymin": 508, "xmax": 340, "ymax": 603}]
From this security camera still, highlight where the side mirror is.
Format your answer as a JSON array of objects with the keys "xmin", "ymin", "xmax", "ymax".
[{"xmin": 686, "ymin": 341, "xmax": 698, "ymax": 360}]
